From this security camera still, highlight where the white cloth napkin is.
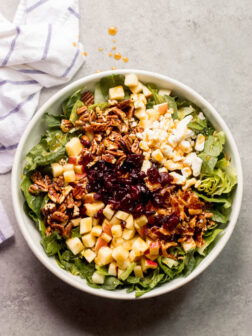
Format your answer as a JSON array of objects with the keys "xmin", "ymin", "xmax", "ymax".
[
  {"xmin": 0, "ymin": 0, "xmax": 85, "ymax": 174},
  {"xmin": 0, "ymin": 0, "xmax": 85, "ymax": 243}
]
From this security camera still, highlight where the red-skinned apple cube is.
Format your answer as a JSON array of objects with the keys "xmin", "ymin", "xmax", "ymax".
[{"xmin": 149, "ymin": 241, "xmax": 160, "ymax": 255}]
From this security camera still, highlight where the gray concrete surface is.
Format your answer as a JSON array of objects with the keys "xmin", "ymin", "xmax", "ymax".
[{"xmin": 0, "ymin": 1, "xmax": 252, "ymax": 335}]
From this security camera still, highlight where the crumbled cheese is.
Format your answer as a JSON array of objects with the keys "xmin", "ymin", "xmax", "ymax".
[
  {"xmin": 170, "ymin": 172, "xmax": 186, "ymax": 185},
  {"xmin": 195, "ymin": 134, "xmax": 205, "ymax": 152},
  {"xmin": 184, "ymin": 153, "xmax": 202, "ymax": 177}
]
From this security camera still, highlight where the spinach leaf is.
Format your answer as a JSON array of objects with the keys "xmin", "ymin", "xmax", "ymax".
[
  {"xmin": 21, "ymin": 175, "xmax": 48, "ymax": 217},
  {"xmin": 41, "ymin": 232, "xmax": 65, "ymax": 256}
]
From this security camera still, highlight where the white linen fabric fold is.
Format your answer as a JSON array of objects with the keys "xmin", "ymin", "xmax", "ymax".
[{"xmin": 0, "ymin": 0, "xmax": 85, "ymax": 174}]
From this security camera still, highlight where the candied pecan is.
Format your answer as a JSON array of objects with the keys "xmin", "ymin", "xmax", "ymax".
[
  {"xmin": 72, "ymin": 185, "xmax": 86, "ymax": 200},
  {"xmin": 42, "ymin": 203, "xmax": 56, "ymax": 216},
  {"xmin": 65, "ymin": 193, "xmax": 75, "ymax": 208},
  {"xmin": 90, "ymin": 139, "xmax": 98, "ymax": 154},
  {"xmin": 131, "ymin": 139, "xmax": 142, "ymax": 154},
  {"xmin": 120, "ymin": 135, "xmax": 132, "ymax": 152},
  {"xmin": 94, "ymin": 134, "xmax": 102, "ymax": 142},
  {"xmin": 96, "ymin": 143, "xmax": 105, "ymax": 156},
  {"xmin": 102, "ymin": 153, "xmax": 116, "ymax": 164},
  {"xmin": 121, "ymin": 123, "xmax": 129, "ymax": 133},
  {"xmin": 51, "ymin": 223, "xmax": 64, "ymax": 234},
  {"xmin": 58, "ymin": 203, "xmax": 67, "ymax": 213},
  {"xmin": 72, "ymin": 205, "xmax": 80, "ymax": 218},
  {"xmin": 63, "ymin": 222, "xmax": 73, "ymax": 238},
  {"xmin": 48, "ymin": 187, "xmax": 59, "ymax": 203},
  {"xmin": 51, "ymin": 211, "xmax": 69, "ymax": 223},
  {"xmin": 108, "ymin": 107, "xmax": 126, "ymax": 120},
  {"xmin": 77, "ymin": 105, "xmax": 88, "ymax": 115},
  {"xmin": 106, "ymin": 150, "xmax": 125, "ymax": 157},
  {"xmin": 81, "ymin": 91, "xmax": 94, "ymax": 106},
  {"xmin": 116, "ymin": 99, "xmax": 132, "ymax": 111},
  {"xmin": 89, "ymin": 110, "xmax": 97, "ymax": 122},
  {"xmin": 53, "ymin": 176, "xmax": 64, "ymax": 188},
  {"xmin": 116, "ymin": 155, "xmax": 127, "ymax": 165},
  {"xmin": 28, "ymin": 184, "xmax": 45, "ymax": 194},
  {"xmin": 58, "ymin": 186, "xmax": 73, "ymax": 204},
  {"xmin": 61, "ymin": 119, "xmax": 73, "ymax": 132},
  {"xmin": 127, "ymin": 105, "xmax": 134, "ymax": 119}
]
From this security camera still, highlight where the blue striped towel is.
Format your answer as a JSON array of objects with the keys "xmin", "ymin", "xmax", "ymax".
[
  {"xmin": 0, "ymin": 0, "xmax": 85, "ymax": 243},
  {"xmin": 0, "ymin": 0, "xmax": 85, "ymax": 174}
]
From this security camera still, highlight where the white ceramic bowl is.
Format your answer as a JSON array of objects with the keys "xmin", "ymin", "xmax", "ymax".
[{"xmin": 12, "ymin": 69, "xmax": 243, "ymax": 300}]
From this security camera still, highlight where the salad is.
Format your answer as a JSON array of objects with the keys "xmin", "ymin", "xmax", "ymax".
[{"xmin": 21, "ymin": 73, "xmax": 237, "ymax": 297}]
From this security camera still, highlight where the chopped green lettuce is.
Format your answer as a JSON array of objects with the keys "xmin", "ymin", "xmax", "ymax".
[
  {"xmin": 69, "ymin": 100, "xmax": 84, "ymax": 124},
  {"xmin": 197, "ymin": 229, "xmax": 223, "ymax": 256},
  {"xmin": 62, "ymin": 89, "xmax": 82, "ymax": 118},
  {"xmin": 100, "ymin": 74, "xmax": 125, "ymax": 100}
]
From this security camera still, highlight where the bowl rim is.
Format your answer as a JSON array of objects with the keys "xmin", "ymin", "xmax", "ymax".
[{"xmin": 11, "ymin": 69, "xmax": 243, "ymax": 300}]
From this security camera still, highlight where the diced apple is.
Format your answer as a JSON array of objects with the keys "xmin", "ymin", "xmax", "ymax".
[
  {"xmin": 111, "ymin": 237, "xmax": 124, "ymax": 248},
  {"xmin": 125, "ymin": 214, "xmax": 134, "ymax": 229},
  {"xmin": 95, "ymin": 237, "xmax": 108, "ymax": 251},
  {"xmin": 117, "ymin": 269, "xmax": 124, "ymax": 278},
  {"xmin": 74, "ymin": 165, "xmax": 84, "ymax": 174},
  {"xmin": 152, "ymin": 149, "xmax": 164, "ymax": 163},
  {"xmin": 142, "ymin": 85, "xmax": 152, "ymax": 98},
  {"xmin": 135, "ymin": 224, "xmax": 147, "ymax": 237},
  {"xmin": 141, "ymin": 257, "xmax": 158, "ymax": 272},
  {"xmin": 112, "ymin": 246, "xmax": 129, "ymax": 264},
  {"xmin": 141, "ymin": 160, "xmax": 152, "ymax": 173},
  {"xmin": 80, "ymin": 217, "xmax": 93, "ymax": 235},
  {"xmin": 82, "ymin": 233, "xmax": 96, "ymax": 248},
  {"xmin": 154, "ymin": 102, "xmax": 168, "ymax": 115},
  {"xmin": 115, "ymin": 210, "xmax": 130, "ymax": 221},
  {"xmin": 51, "ymin": 163, "xmax": 63, "ymax": 177},
  {"xmin": 92, "ymin": 218, "xmax": 99, "ymax": 226},
  {"xmin": 158, "ymin": 89, "xmax": 171, "ymax": 97},
  {"xmin": 122, "ymin": 228, "xmax": 135, "ymax": 240},
  {"xmin": 92, "ymin": 271, "xmax": 105, "ymax": 284},
  {"xmin": 65, "ymin": 137, "xmax": 83, "ymax": 157},
  {"xmin": 81, "ymin": 249, "xmax": 96, "ymax": 263},
  {"xmin": 130, "ymin": 81, "xmax": 143, "ymax": 94},
  {"xmin": 95, "ymin": 246, "xmax": 113, "ymax": 266},
  {"xmin": 91, "ymin": 225, "xmax": 103, "ymax": 237},
  {"xmin": 85, "ymin": 202, "xmax": 104, "ymax": 217},
  {"xmin": 129, "ymin": 250, "xmax": 139, "ymax": 262},
  {"xmin": 109, "ymin": 86, "xmax": 125, "ymax": 100},
  {"xmin": 182, "ymin": 239, "xmax": 196, "ymax": 253},
  {"xmin": 118, "ymin": 259, "xmax": 130, "ymax": 270},
  {"xmin": 134, "ymin": 107, "xmax": 146, "ymax": 120},
  {"xmin": 68, "ymin": 156, "xmax": 79, "ymax": 164},
  {"xmin": 111, "ymin": 225, "xmax": 122, "ymax": 238},
  {"xmin": 123, "ymin": 238, "xmax": 137, "ymax": 251},
  {"xmin": 75, "ymin": 173, "xmax": 86, "ymax": 180},
  {"xmin": 101, "ymin": 232, "xmax": 112, "ymax": 243},
  {"xmin": 71, "ymin": 218, "xmax": 81, "ymax": 227},
  {"xmin": 63, "ymin": 170, "xmax": 76, "ymax": 183},
  {"xmin": 134, "ymin": 265, "xmax": 144, "ymax": 278},
  {"xmin": 132, "ymin": 237, "xmax": 149, "ymax": 254},
  {"xmin": 83, "ymin": 193, "xmax": 96, "ymax": 203},
  {"xmin": 103, "ymin": 204, "xmax": 115, "ymax": 220},
  {"xmin": 108, "ymin": 262, "xmax": 117, "ymax": 276},
  {"xmin": 135, "ymin": 215, "xmax": 148, "ymax": 228},
  {"xmin": 110, "ymin": 216, "xmax": 121, "ymax": 226},
  {"xmin": 149, "ymin": 241, "xmax": 160, "ymax": 256},
  {"xmin": 66, "ymin": 237, "xmax": 84, "ymax": 255},
  {"xmin": 63, "ymin": 164, "xmax": 74, "ymax": 172},
  {"xmin": 124, "ymin": 73, "xmax": 139, "ymax": 87},
  {"xmin": 102, "ymin": 222, "xmax": 112, "ymax": 236}
]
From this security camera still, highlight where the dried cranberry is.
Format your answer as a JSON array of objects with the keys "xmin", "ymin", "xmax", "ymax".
[
  {"xmin": 147, "ymin": 167, "xmax": 160, "ymax": 184},
  {"xmin": 79, "ymin": 153, "xmax": 93, "ymax": 168}
]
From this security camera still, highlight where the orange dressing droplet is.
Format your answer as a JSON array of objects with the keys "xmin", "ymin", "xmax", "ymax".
[
  {"xmin": 82, "ymin": 51, "xmax": 87, "ymax": 56},
  {"xmin": 73, "ymin": 42, "xmax": 77, "ymax": 47},
  {"xmin": 114, "ymin": 52, "xmax": 121, "ymax": 60},
  {"xmin": 98, "ymin": 47, "xmax": 103, "ymax": 52},
  {"xmin": 122, "ymin": 56, "xmax": 128, "ymax": 63},
  {"xmin": 96, "ymin": 70, "xmax": 102, "ymax": 73},
  {"xmin": 112, "ymin": 46, "xmax": 117, "ymax": 50},
  {"xmin": 108, "ymin": 26, "xmax": 117, "ymax": 36},
  {"xmin": 112, "ymin": 38, "xmax": 116, "ymax": 43},
  {"xmin": 108, "ymin": 52, "xmax": 112, "ymax": 57},
  {"xmin": 111, "ymin": 66, "xmax": 117, "ymax": 70}
]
